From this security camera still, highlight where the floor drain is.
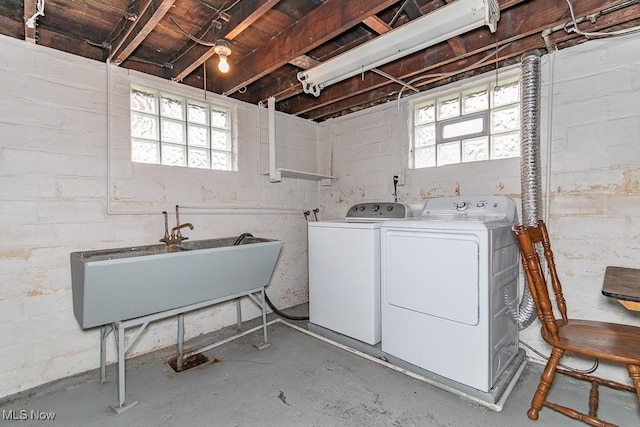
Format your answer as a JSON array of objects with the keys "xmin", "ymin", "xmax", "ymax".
[{"xmin": 168, "ymin": 354, "xmax": 217, "ymax": 372}]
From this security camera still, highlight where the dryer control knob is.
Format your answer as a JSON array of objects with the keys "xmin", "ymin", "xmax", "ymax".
[
  {"xmin": 386, "ymin": 205, "xmax": 394, "ymax": 211},
  {"xmin": 359, "ymin": 205, "xmax": 365, "ymax": 211},
  {"xmin": 477, "ymin": 201, "xmax": 486, "ymax": 209},
  {"xmin": 351, "ymin": 206, "xmax": 358, "ymax": 212},
  {"xmin": 372, "ymin": 204, "xmax": 380, "ymax": 212},
  {"xmin": 456, "ymin": 201, "xmax": 469, "ymax": 212}
]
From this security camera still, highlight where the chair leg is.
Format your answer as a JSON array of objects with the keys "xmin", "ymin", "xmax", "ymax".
[
  {"xmin": 529, "ymin": 347, "xmax": 565, "ymax": 420},
  {"xmin": 627, "ymin": 364, "xmax": 640, "ymax": 408}
]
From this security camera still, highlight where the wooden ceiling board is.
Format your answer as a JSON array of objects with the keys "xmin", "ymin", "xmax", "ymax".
[{"xmin": 0, "ymin": 0, "xmax": 637, "ymax": 121}]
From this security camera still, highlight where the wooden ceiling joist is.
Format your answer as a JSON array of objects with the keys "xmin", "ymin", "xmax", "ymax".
[
  {"xmin": 109, "ymin": 0, "xmax": 175, "ymax": 65},
  {"xmin": 212, "ymin": 0, "xmax": 399, "ymax": 96},
  {"xmin": 291, "ymin": 0, "xmax": 640, "ymax": 120},
  {"xmin": 172, "ymin": 0, "xmax": 282, "ymax": 82},
  {"xmin": 362, "ymin": 15, "xmax": 393, "ymax": 34},
  {"xmin": 23, "ymin": 0, "xmax": 37, "ymax": 44}
]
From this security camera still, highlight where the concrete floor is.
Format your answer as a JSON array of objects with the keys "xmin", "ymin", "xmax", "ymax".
[{"xmin": 2, "ymin": 305, "xmax": 639, "ymax": 427}]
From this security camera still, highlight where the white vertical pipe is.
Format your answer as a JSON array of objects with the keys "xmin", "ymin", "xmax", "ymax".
[{"xmin": 267, "ymin": 97, "xmax": 279, "ymax": 182}]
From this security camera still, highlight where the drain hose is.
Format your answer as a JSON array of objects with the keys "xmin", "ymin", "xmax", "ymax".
[{"xmin": 234, "ymin": 233, "xmax": 309, "ymax": 321}]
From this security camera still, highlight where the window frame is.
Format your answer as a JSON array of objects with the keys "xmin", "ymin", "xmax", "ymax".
[
  {"xmin": 410, "ymin": 70, "xmax": 521, "ymax": 169},
  {"xmin": 130, "ymin": 84, "xmax": 236, "ymax": 171}
]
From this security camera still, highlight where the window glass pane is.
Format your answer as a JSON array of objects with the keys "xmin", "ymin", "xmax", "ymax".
[
  {"xmin": 415, "ymin": 146, "xmax": 435, "ymax": 168},
  {"xmin": 438, "ymin": 96, "xmax": 460, "ymax": 120},
  {"xmin": 161, "ymin": 119, "xmax": 184, "ymax": 144},
  {"xmin": 442, "ymin": 117, "xmax": 484, "ymax": 139},
  {"xmin": 131, "ymin": 88, "xmax": 157, "ymax": 113},
  {"xmin": 416, "ymin": 103, "xmax": 435, "ymax": 124},
  {"xmin": 463, "ymin": 88, "xmax": 488, "ymax": 114},
  {"xmin": 188, "ymin": 124, "xmax": 209, "ymax": 147},
  {"xmin": 130, "ymin": 85, "xmax": 234, "ymax": 171},
  {"xmin": 492, "ymin": 106, "xmax": 520, "ymax": 133},
  {"xmin": 131, "ymin": 113, "xmax": 158, "ymax": 139},
  {"xmin": 188, "ymin": 103, "xmax": 207, "ymax": 124},
  {"xmin": 161, "ymin": 96, "xmax": 184, "ymax": 119},
  {"xmin": 211, "ymin": 110, "xmax": 229, "ymax": 129},
  {"xmin": 162, "ymin": 144, "xmax": 186, "ymax": 166},
  {"xmin": 462, "ymin": 137, "xmax": 489, "ymax": 162},
  {"xmin": 415, "ymin": 124, "xmax": 435, "ymax": 147},
  {"xmin": 132, "ymin": 139, "xmax": 159, "ymax": 163},
  {"xmin": 212, "ymin": 151, "xmax": 231, "ymax": 170},
  {"xmin": 188, "ymin": 148, "xmax": 210, "ymax": 169},
  {"xmin": 492, "ymin": 132, "xmax": 520, "ymax": 159},
  {"xmin": 437, "ymin": 141, "xmax": 460, "ymax": 166},
  {"xmin": 492, "ymin": 80, "xmax": 519, "ymax": 107},
  {"xmin": 211, "ymin": 129, "xmax": 231, "ymax": 151}
]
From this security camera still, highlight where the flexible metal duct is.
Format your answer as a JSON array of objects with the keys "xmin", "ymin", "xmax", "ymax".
[{"xmin": 517, "ymin": 51, "xmax": 543, "ymax": 329}]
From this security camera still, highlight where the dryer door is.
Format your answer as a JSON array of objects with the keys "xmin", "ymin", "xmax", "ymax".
[{"xmin": 383, "ymin": 229, "xmax": 480, "ymax": 326}]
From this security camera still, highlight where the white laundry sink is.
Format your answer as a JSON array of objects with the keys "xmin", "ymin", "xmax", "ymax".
[{"xmin": 70, "ymin": 237, "xmax": 282, "ymax": 328}]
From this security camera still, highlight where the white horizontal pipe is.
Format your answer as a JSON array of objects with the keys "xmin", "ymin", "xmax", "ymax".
[{"xmin": 182, "ymin": 317, "xmax": 524, "ymax": 411}]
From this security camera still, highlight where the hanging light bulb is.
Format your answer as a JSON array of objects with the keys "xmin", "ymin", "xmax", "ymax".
[
  {"xmin": 214, "ymin": 39, "xmax": 232, "ymax": 74},
  {"xmin": 217, "ymin": 55, "xmax": 230, "ymax": 73}
]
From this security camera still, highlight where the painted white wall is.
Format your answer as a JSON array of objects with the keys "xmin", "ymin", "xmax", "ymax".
[
  {"xmin": 0, "ymin": 35, "xmax": 317, "ymax": 398},
  {"xmin": 1, "ymin": 28, "xmax": 639, "ymax": 399},
  {"xmin": 320, "ymin": 33, "xmax": 640, "ymax": 383}
]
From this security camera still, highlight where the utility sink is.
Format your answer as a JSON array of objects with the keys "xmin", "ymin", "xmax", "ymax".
[{"xmin": 70, "ymin": 237, "xmax": 282, "ymax": 329}]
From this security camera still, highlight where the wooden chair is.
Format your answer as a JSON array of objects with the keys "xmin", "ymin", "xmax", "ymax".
[{"xmin": 513, "ymin": 220, "xmax": 640, "ymax": 427}]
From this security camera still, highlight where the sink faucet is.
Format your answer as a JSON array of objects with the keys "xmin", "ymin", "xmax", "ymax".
[{"xmin": 160, "ymin": 205, "xmax": 194, "ymax": 246}]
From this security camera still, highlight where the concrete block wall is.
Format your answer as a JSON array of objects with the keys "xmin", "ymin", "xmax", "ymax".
[
  {"xmin": 319, "ymin": 78, "xmax": 522, "ymax": 220},
  {"xmin": 320, "ymin": 33, "xmax": 640, "ymax": 383},
  {"xmin": 517, "ymin": 34, "xmax": 640, "ymax": 378},
  {"xmin": 0, "ymin": 35, "xmax": 317, "ymax": 398}
]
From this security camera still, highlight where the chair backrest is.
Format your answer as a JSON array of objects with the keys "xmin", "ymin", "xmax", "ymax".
[{"xmin": 513, "ymin": 220, "xmax": 568, "ymax": 341}]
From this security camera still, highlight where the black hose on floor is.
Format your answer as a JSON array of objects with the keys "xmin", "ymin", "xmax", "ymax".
[{"xmin": 234, "ymin": 233, "xmax": 309, "ymax": 321}]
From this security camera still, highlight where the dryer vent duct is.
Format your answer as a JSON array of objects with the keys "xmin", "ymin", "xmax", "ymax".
[{"xmin": 517, "ymin": 50, "xmax": 544, "ymax": 330}]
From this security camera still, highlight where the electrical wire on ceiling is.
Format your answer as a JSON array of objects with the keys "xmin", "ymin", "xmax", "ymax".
[
  {"xmin": 84, "ymin": 0, "xmax": 138, "ymax": 51},
  {"xmin": 170, "ymin": 16, "xmax": 218, "ymax": 46},
  {"xmin": 395, "ymin": 42, "xmax": 513, "ymax": 102},
  {"xmin": 564, "ymin": 0, "xmax": 640, "ymax": 38},
  {"xmin": 195, "ymin": 0, "xmax": 240, "ymax": 19},
  {"xmin": 127, "ymin": 57, "xmax": 173, "ymax": 68}
]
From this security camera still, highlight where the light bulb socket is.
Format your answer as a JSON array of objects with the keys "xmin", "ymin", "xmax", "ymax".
[
  {"xmin": 213, "ymin": 39, "xmax": 231, "ymax": 57},
  {"xmin": 214, "ymin": 39, "xmax": 232, "ymax": 73}
]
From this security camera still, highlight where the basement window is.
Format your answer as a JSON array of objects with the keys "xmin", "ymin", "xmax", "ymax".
[
  {"xmin": 410, "ymin": 73, "xmax": 520, "ymax": 169},
  {"xmin": 130, "ymin": 86, "xmax": 236, "ymax": 171}
]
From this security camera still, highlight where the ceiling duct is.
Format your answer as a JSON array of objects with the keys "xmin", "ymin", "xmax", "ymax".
[{"xmin": 297, "ymin": 0, "xmax": 500, "ymax": 97}]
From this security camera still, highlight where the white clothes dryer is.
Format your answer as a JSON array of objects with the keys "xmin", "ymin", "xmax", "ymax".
[
  {"xmin": 380, "ymin": 196, "xmax": 519, "ymax": 392},
  {"xmin": 308, "ymin": 202, "xmax": 412, "ymax": 345}
]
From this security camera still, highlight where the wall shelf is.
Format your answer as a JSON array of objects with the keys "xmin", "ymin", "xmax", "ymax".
[
  {"xmin": 265, "ymin": 97, "xmax": 332, "ymax": 184},
  {"xmin": 262, "ymin": 168, "xmax": 333, "ymax": 182}
]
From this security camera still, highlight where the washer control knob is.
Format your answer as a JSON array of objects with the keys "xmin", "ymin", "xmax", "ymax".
[
  {"xmin": 359, "ymin": 205, "xmax": 365, "ymax": 211},
  {"xmin": 351, "ymin": 206, "xmax": 358, "ymax": 212},
  {"xmin": 477, "ymin": 201, "xmax": 486, "ymax": 209},
  {"xmin": 386, "ymin": 205, "xmax": 394, "ymax": 211},
  {"xmin": 456, "ymin": 201, "xmax": 469, "ymax": 212},
  {"xmin": 372, "ymin": 204, "xmax": 380, "ymax": 212}
]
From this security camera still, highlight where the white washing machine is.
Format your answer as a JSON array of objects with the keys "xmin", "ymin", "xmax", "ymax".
[
  {"xmin": 381, "ymin": 196, "xmax": 519, "ymax": 392},
  {"xmin": 308, "ymin": 202, "xmax": 412, "ymax": 345}
]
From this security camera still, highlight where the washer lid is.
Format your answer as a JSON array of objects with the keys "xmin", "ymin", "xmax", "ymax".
[{"xmin": 345, "ymin": 202, "xmax": 413, "ymax": 221}]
